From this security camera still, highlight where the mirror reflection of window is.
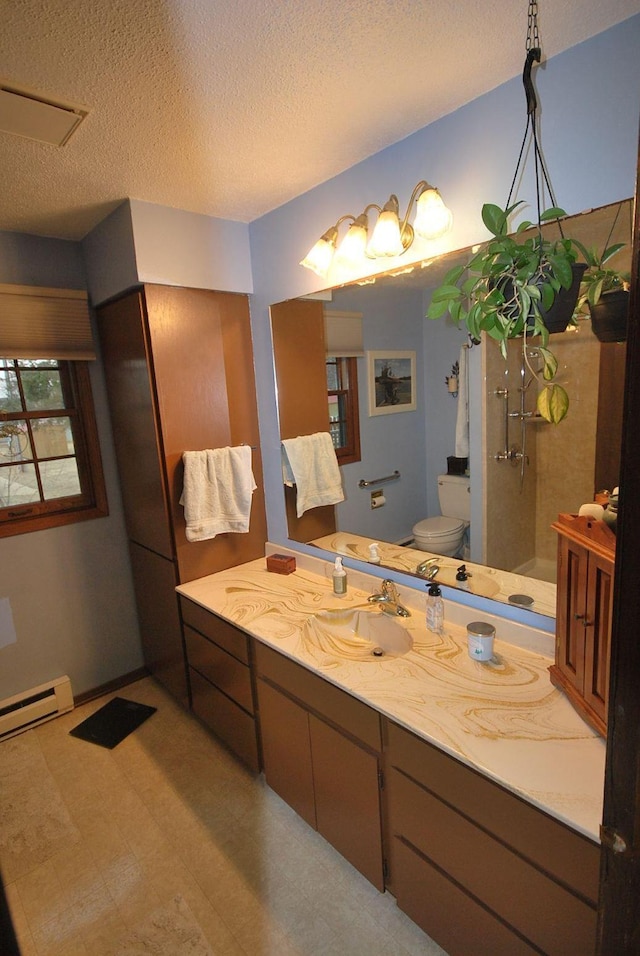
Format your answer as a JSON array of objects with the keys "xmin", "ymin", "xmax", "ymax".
[{"xmin": 326, "ymin": 356, "xmax": 361, "ymax": 465}]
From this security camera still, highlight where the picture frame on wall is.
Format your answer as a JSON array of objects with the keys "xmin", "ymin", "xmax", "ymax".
[{"xmin": 367, "ymin": 350, "xmax": 416, "ymax": 416}]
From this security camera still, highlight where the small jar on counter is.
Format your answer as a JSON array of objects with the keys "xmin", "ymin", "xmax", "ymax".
[{"xmin": 467, "ymin": 621, "xmax": 495, "ymax": 662}]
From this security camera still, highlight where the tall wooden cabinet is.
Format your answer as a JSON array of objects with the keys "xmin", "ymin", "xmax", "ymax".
[
  {"xmin": 98, "ymin": 285, "xmax": 267, "ymax": 707},
  {"xmin": 549, "ymin": 513, "xmax": 615, "ymax": 736}
]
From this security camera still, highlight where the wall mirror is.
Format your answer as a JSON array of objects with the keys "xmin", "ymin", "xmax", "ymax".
[{"xmin": 271, "ymin": 199, "xmax": 632, "ymax": 619}]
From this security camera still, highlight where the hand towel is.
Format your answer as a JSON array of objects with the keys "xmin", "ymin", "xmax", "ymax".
[
  {"xmin": 180, "ymin": 445, "xmax": 257, "ymax": 542},
  {"xmin": 281, "ymin": 432, "xmax": 344, "ymax": 518},
  {"xmin": 455, "ymin": 344, "xmax": 469, "ymax": 458}
]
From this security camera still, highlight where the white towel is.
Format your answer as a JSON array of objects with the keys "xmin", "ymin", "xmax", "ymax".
[
  {"xmin": 281, "ymin": 432, "xmax": 345, "ymax": 518},
  {"xmin": 180, "ymin": 445, "xmax": 257, "ymax": 542},
  {"xmin": 455, "ymin": 344, "xmax": 469, "ymax": 458}
]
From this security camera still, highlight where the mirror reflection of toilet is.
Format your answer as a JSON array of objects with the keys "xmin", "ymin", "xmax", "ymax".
[{"xmin": 412, "ymin": 474, "xmax": 470, "ymax": 556}]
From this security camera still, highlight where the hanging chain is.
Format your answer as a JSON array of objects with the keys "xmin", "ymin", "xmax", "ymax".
[{"xmin": 526, "ymin": 0, "xmax": 540, "ymax": 52}]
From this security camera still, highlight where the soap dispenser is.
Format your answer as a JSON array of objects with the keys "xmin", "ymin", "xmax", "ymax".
[
  {"xmin": 368, "ymin": 543, "xmax": 381, "ymax": 565},
  {"xmin": 455, "ymin": 565, "xmax": 470, "ymax": 590},
  {"xmin": 332, "ymin": 556, "xmax": 347, "ymax": 595},
  {"xmin": 426, "ymin": 582, "xmax": 444, "ymax": 634}
]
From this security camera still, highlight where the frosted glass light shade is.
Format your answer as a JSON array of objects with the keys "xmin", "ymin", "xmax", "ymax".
[
  {"xmin": 414, "ymin": 188, "xmax": 453, "ymax": 239},
  {"xmin": 368, "ymin": 208, "xmax": 403, "ymax": 257},
  {"xmin": 300, "ymin": 227, "xmax": 338, "ymax": 277},
  {"xmin": 335, "ymin": 217, "xmax": 368, "ymax": 268}
]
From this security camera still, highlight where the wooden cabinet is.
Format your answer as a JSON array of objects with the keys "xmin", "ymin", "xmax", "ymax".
[
  {"xmin": 254, "ymin": 642, "xmax": 385, "ymax": 890},
  {"xmin": 179, "ymin": 597, "xmax": 259, "ymax": 771},
  {"xmin": 270, "ymin": 297, "xmax": 337, "ymax": 544},
  {"xmin": 98, "ymin": 285, "xmax": 267, "ymax": 706},
  {"xmin": 384, "ymin": 719, "xmax": 599, "ymax": 956},
  {"xmin": 550, "ymin": 513, "xmax": 615, "ymax": 735}
]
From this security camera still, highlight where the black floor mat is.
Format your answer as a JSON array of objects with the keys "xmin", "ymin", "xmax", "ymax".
[{"xmin": 69, "ymin": 697, "xmax": 156, "ymax": 749}]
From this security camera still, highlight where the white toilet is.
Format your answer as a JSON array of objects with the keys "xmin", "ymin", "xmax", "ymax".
[{"xmin": 412, "ymin": 474, "xmax": 470, "ymax": 556}]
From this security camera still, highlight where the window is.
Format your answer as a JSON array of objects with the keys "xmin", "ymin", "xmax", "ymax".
[
  {"xmin": 326, "ymin": 356, "xmax": 361, "ymax": 465},
  {"xmin": 0, "ymin": 358, "xmax": 107, "ymax": 536}
]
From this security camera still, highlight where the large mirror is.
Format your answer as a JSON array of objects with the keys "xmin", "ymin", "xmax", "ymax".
[{"xmin": 271, "ymin": 200, "xmax": 632, "ymax": 619}]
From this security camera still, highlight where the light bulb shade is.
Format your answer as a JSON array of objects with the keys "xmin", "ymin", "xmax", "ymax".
[
  {"xmin": 367, "ymin": 197, "xmax": 403, "ymax": 257},
  {"xmin": 299, "ymin": 226, "xmax": 338, "ymax": 277},
  {"xmin": 413, "ymin": 188, "xmax": 453, "ymax": 240},
  {"xmin": 335, "ymin": 214, "xmax": 369, "ymax": 267}
]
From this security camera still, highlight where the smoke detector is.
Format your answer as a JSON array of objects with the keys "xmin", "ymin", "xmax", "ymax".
[{"xmin": 0, "ymin": 83, "xmax": 89, "ymax": 146}]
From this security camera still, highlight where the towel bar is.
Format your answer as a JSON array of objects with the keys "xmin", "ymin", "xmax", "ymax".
[{"xmin": 358, "ymin": 470, "xmax": 400, "ymax": 489}]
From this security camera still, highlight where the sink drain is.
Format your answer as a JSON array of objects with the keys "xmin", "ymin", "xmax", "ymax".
[{"xmin": 372, "ymin": 646, "xmax": 385, "ymax": 657}]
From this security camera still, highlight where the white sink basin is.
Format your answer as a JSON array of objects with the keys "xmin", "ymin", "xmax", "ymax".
[{"xmin": 308, "ymin": 607, "xmax": 413, "ymax": 659}]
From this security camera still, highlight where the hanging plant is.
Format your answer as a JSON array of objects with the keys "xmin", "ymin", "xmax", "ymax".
[
  {"xmin": 427, "ymin": 200, "xmax": 579, "ymax": 423},
  {"xmin": 426, "ymin": 5, "xmax": 584, "ymax": 425}
]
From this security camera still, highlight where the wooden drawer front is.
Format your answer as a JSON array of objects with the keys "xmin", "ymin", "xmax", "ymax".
[
  {"xmin": 184, "ymin": 625, "xmax": 254, "ymax": 714},
  {"xmin": 180, "ymin": 598, "xmax": 250, "ymax": 664},
  {"xmin": 389, "ymin": 769, "xmax": 596, "ymax": 956},
  {"xmin": 255, "ymin": 642, "xmax": 381, "ymax": 752},
  {"xmin": 189, "ymin": 668, "xmax": 259, "ymax": 773},
  {"xmin": 393, "ymin": 837, "xmax": 539, "ymax": 956},
  {"xmin": 385, "ymin": 720, "xmax": 598, "ymax": 903}
]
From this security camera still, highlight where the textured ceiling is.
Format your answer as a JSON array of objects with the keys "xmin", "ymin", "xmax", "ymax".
[{"xmin": 1, "ymin": 0, "xmax": 639, "ymax": 240}]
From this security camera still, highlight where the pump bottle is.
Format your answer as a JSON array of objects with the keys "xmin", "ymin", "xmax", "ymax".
[
  {"xmin": 332, "ymin": 556, "xmax": 347, "ymax": 595},
  {"xmin": 426, "ymin": 582, "xmax": 444, "ymax": 634}
]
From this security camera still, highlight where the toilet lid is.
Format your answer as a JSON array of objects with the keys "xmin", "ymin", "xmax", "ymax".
[{"xmin": 412, "ymin": 516, "xmax": 465, "ymax": 537}]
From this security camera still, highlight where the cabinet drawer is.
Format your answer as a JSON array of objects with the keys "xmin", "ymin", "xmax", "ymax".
[
  {"xmin": 388, "ymin": 768, "xmax": 596, "ymax": 956},
  {"xmin": 385, "ymin": 720, "xmax": 598, "ymax": 903},
  {"xmin": 255, "ymin": 642, "xmax": 381, "ymax": 752},
  {"xmin": 184, "ymin": 625, "xmax": 254, "ymax": 714},
  {"xmin": 393, "ymin": 837, "xmax": 540, "ymax": 956},
  {"xmin": 180, "ymin": 597, "xmax": 250, "ymax": 664},
  {"xmin": 189, "ymin": 668, "xmax": 259, "ymax": 773}
]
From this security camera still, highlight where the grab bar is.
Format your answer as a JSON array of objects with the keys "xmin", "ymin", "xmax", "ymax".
[{"xmin": 358, "ymin": 470, "xmax": 401, "ymax": 489}]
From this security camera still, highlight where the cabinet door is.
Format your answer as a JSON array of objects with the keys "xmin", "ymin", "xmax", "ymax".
[
  {"xmin": 310, "ymin": 714, "xmax": 384, "ymax": 891},
  {"xmin": 98, "ymin": 292, "xmax": 173, "ymax": 558},
  {"xmin": 129, "ymin": 541, "xmax": 188, "ymax": 707},
  {"xmin": 555, "ymin": 535, "xmax": 588, "ymax": 694},
  {"xmin": 583, "ymin": 551, "xmax": 614, "ymax": 723},
  {"xmin": 256, "ymin": 678, "xmax": 316, "ymax": 828}
]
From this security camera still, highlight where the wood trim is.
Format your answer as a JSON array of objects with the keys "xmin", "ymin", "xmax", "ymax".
[
  {"xmin": 597, "ymin": 132, "xmax": 640, "ymax": 953},
  {"xmin": 73, "ymin": 667, "xmax": 150, "ymax": 706}
]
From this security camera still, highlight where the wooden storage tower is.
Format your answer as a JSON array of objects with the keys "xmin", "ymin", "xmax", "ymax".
[{"xmin": 98, "ymin": 285, "xmax": 267, "ymax": 708}]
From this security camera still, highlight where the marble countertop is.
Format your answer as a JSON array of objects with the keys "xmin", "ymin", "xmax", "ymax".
[{"xmin": 177, "ymin": 550, "xmax": 605, "ymax": 843}]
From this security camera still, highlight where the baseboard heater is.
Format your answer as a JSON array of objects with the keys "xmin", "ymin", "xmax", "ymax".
[{"xmin": 0, "ymin": 676, "xmax": 73, "ymax": 741}]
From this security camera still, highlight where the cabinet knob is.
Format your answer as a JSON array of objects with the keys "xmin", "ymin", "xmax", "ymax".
[{"xmin": 574, "ymin": 613, "xmax": 585, "ymax": 620}]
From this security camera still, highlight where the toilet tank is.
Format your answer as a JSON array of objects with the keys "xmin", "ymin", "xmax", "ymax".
[{"xmin": 437, "ymin": 474, "xmax": 470, "ymax": 520}]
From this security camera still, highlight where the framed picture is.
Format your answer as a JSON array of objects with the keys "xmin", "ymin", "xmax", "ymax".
[{"xmin": 367, "ymin": 350, "xmax": 416, "ymax": 416}]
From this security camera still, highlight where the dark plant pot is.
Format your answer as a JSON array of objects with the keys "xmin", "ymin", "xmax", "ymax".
[
  {"xmin": 588, "ymin": 289, "xmax": 629, "ymax": 343},
  {"xmin": 492, "ymin": 263, "xmax": 586, "ymax": 335},
  {"xmin": 541, "ymin": 262, "xmax": 587, "ymax": 333}
]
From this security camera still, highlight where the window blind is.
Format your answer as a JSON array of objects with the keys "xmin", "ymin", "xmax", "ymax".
[
  {"xmin": 324, "ymin": 310, "xmax": 364, "ymax": 357},
  {"xmin": 0, "ymin": 283, "xmax": 95, "ymax": 360}
]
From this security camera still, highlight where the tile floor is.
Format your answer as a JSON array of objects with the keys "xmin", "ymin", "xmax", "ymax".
[{"xmin": 1, "ymin": 677, "xmax": 448, "ymax": 956}]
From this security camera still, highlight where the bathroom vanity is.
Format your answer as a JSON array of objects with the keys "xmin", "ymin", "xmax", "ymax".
[
  {"xmin": 177, "ymin": 551, "xmax": 605, "ymax": 956},
  {"xmin": 550, "ymin": 513, "xmax": 616, "ymax": 736}
]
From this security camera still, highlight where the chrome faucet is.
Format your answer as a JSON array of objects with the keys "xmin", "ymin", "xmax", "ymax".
[
  {"xmin": 367, "ymin": 579, "xmax": 411, "ymax": 617},
  {"xmin": 416, "ymin": 557, "xmax": 440, "ymax": 580}
]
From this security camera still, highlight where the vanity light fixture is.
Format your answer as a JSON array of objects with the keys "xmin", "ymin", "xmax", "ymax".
[{"xmin": 300, "ymin": 181, "xmax": 453, "ymax": 278}]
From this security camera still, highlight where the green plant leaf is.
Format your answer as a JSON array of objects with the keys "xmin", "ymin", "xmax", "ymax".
[
  {"xmin": 539, "ymin": 207, "xmax": 568, "ymax": 222},
  {"xmin": 442, "ymin": 264, "xmax": 466, "ymax": 285},
  {"xmin": 426, "ymin": 298, "xmax": 452, "ymax": 319},
  {"xmin": 601, "ymin": 242, "xmax": 626, "ymax": 266},
  {"xmin": 430, "ymin": 284, "xmax": 462, "ymax": 302},
  {"xmin": 537, "ymin": 384, "xmax": 569, "ymax": 424}
]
